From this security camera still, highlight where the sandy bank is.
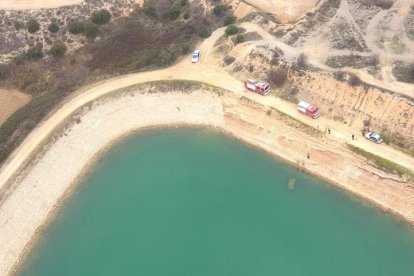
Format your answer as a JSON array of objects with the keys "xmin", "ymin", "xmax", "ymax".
[
  {"xmin": 0, "ymin": 84, "xmax": 413, "ymax": 275},
  {"xmin": 0, "ymin": 0, "xmax": 83, "ymax": 10}
]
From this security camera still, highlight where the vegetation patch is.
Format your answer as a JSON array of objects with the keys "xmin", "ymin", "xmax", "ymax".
[
  {"xmin": 347, "ymin": 144, "xmax": 414, "ymax": 181},
  {"xmin": 0, "ymin": 0, "xmax": 229, "ymax": 165}
]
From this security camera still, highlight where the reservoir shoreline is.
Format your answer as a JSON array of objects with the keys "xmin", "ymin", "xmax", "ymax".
[{"xmin": 1, "ymin": 83, "xmax": 414, "ymax": 275}]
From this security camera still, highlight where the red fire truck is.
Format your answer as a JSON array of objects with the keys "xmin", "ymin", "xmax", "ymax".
[
  {"xmin": 297, "ymin": 100, "xmax": 320, "ymax": 119},
  {"xmin": 244, "ymin": 79, "xmax": 271, "ymax": 95}
]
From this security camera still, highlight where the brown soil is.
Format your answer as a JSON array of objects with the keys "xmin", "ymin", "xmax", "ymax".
[
  {"xmin": 0, "ymin": 0, "xmax": 84, "ymax": 10},
  {"xmin": 228, "ymin": 0, "xmax": 319, "ymax": 23},
  {"xmin": 0, "ymin": 88, "xmax": 30, "ymax": 126}
]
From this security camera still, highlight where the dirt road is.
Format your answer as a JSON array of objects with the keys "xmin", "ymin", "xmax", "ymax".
[
  {"xmin": 1, "ymin": 23, "xmax": 414, "ymax": 194},
  {"xmin": 0, "ymin": 0, "xmax": 83, "ymax": 10}
]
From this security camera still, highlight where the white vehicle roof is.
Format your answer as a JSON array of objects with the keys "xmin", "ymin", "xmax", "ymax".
[{"xmin": 297, "ymin": 100, "xmax": 311, "ymax": 109}]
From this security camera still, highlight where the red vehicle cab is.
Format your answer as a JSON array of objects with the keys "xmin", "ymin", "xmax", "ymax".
[
  {"xmin": 244, "ymin": 79, "xmax": 271, "ymax": 96},
  {"xmin": 297, "ymin": 100, "xmax": 320, "ymax": 119}
]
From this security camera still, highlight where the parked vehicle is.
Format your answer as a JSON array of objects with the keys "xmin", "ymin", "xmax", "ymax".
[
  {"xmin": 364, "ymin": 131, "xmax": 383, "ymax": 143},
  {"xmin": 191, "ymin": 49, "xmax": 201, "ymax": 63},
  {"xmin": 244, "ymin": 79, "xmax": 271, "ymax": 95},
  {"xmin": 297, "ymin": 100, "xmax": 320, "ymax": 119}
]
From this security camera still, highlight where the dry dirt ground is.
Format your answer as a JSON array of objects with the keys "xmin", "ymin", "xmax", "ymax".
[
  {"xmin": 0, "ymin": 0, "xmax": 84, "ymax": 10},
  {"xmin": 240, "ymin": 0, "xmax": 414, "ymax": 94},
  {"xmin": 229, "ymin": 0, "xmax": 319, "ymax": 23},
  {"xmin": 1, "ymin": 85, "xmax": 413, "ymax": 276},
  {"xmin": 1, "ymin": 23, "xmax": 414, "ymax": 197},
  {"xmin": 0, "ymin": 88, "xmax": 30, "ymax": 125}
]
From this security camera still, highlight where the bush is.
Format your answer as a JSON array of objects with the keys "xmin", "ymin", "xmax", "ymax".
[
  {"xmin": 67, "ymin": 20, "xmax": 84, "ymax": 34},
  {"xmin": 348, "ymin": 74, "xmax": 361, "ymax": 86},
  {"xmin": 333, "ymin": 71, "xmax": 345, "ymax": 81},
  {"xmin": 91, "ymin": 9, "xmax": 112, "ymax": 25},
  {"xmin": 27, "ymin": 19, "xmax": 40, "ymax": 33},
  {"xmin": 224, "ymin": 15, "xmax": 236, "ymax": 26},
  {"xmin": 27, "ymin": 43, "xmax": 44, "ymax": 60},
  {"xmin": 268, "ymin": 68, "xmax": 288, "ymax": 86},
  {"xmin": 294, "ymin": 53, "xmax": 308, "ymax": 70},
  {"xmin": 181, "ymin": 45, "xmax": 190, "ymax": 55},
  {"xmin": 235, "ymin": 34, "xmax": 244, "ymax": 44},
  {"xmin": 225, "ymin": 24, "xmax": 238, "ymax": 36},
  {"xmin": 374, "ymin": 0, "xmax": 393, "ymax": 9},
  {"xmin": 178, "ymin": 0, "xmax": 188, "ymax": 6},
  {"xmin": 143, "ymin": 3, "xmax": 156, "ymax": 17},
  {"xmin": 50, "ymin": 41, "xmax": 67, "ymax": 57},
  {"xmin": 198, "ymin": 27, "xmax": 212, "ymax": 38},
  {"xmin": 213, "ymin": 4, "xmax": 228, "ymax": 16},
  {"xmin": 223, "ymin": 55, "xmax": 236, "ymax": 65},
  {"xmin": 167, "ymin": 5, "xmax": 181, "ymax": 20},
  {"xmin": 83, "ymin": 22, "xmax": 99, "ymax": 38},
  {"xmin": 183, "ymin": 12, "xmax": 190, "ymax": 20},
  {"xmin": 14, "ymin": 20, "xmax": 25, "ymax": 30},
  {"xmin": 48, "ymin": 22, "xmax": 60, "ymax": 33}
]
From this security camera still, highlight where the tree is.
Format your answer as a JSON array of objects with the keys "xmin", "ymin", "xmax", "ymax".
[
  {"xmin": 67, "ymin": 20, "xmax": 84, "ymax": 34},
  {"xmin": 167, "ymin": 5, "xmax": 181, "ymax": 20},
  {"xmin": 235, "ymin": 34, "xmax": 244, "ymax": 44},
  {"xmin": 198, "ymin": 27, "xmax": 212, "ymax": 38},
  {"xmin": 27, "ymin": 43, "xmax": 44, "ymax": 60},
  {"xmin": 213, "ymin": 4, "xmax": 228, "ymax": 16},
  {"xmin": 224, "ymin": 15, "xmax": 236, "ymax": 26},
  {"xmin": 27, "ymin": 19, "xmax": 40, "ymax": 33},
  {"xmin": 91, "ymin": 9, "xmax": 112, "ymax": 25},
  {"xmin": 143, "ymin": 3, "xmax": 156, "ymax": 17},
  {"xmin": 225, "ymin": 25, "xmax": 238, "ymax": 36},
  {"xmin": 50, "ymin": 41, "xmax": 67, "ymax": 57},
  {"xmin": 48, "ymin": 22, "xmax": 60, "ymax": 33},
  {"xmin": 83, "ymin": 22, "xmax": 99, "ymax": 38}
]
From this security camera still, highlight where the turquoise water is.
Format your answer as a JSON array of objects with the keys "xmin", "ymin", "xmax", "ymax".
[{"xmin": 20, "ymin": 128, "xmax": 414, "ymax": 276}]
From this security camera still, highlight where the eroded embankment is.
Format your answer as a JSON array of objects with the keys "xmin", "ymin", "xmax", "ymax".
[{"xmin": 0, "ymin": 82, "xmax": 413, "ymax": 276}]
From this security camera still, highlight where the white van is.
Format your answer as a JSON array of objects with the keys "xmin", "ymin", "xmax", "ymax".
[{"xmin": 191, "ymin": 49, "xmax": 201, "ymax": 63}]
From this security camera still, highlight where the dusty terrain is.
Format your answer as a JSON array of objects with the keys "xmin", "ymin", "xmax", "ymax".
[
  {"xmin": 228, "ymin": 0, "xmax": 319, "ymax": 23},
  {"xmin": 0, "ymin": 0, "xmax": 83, "ymax": 10},
  {"xmin": 0, "ymin": 88, "xmax": 30, "ymax": 125},
  {"xmin": 1, "ymin": 84, "xmax": 413, "ymax": 275},
  {"xmin": 0, "ymin": 2, "xmax": 414, "ymax": 274},
  {"xmin": 214, "ymin": 21, "xmax": 414, "ymax": 153}
]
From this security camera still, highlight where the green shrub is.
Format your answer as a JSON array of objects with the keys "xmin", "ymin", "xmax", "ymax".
[
  {"xmin": 213, "ymin": 4, "xmax": 228, "ymax": 16},
  {"xmin": 183, "ymin": 12, "xmax": 190, "ymax": 20},
  {"xmin": 143, "ymin": 3, "xmax": 156, "ymax": 17},
  {"xmin": 235, "ymin": 34, "xmax": 244, "ymax": 44},
  {"xmin": 224, "ymin": 15, "xmax": 236, "ymax": 26},
  {"xmin": 225, "ymin": 24, "xmax": 238, "ymax": 36},
  {"xmin": 83, "ymin": 22, "xmax": 99, "ymax": 38},
  {"xmin": 48, "ymin": 22, "xmax": 60, "ymax": 33},
  {"xmin": 181, "ymin": 44, "xmax": 190, "ymax": 55},
  {"xmin": 50, "ymin": 41, "xmax": 67, "ymax": 57},
  {"xmin": 167, "ymin": 5, "xmax": 181, "ymax": 20},
  {"xmin": 91, "ymin": 9, "xmax": 112, "ymax": 25},
  {"xmin": 67, "ymin": 20, "xmax": 84, "ymax": 34},
  {"xmin": 178, "ymin": 0, "xmax": 188, "ymax": 6},
  {"xmin": 27, "ymin": 19, "xmax": 40, "ymax": 33},
  {"xmin": 198, "ymin": 27, "xmax": 212, "ymax": 38},
  {"xmin": 27, "ymin": 43, "xmax": 44, "ymax": 60}
]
